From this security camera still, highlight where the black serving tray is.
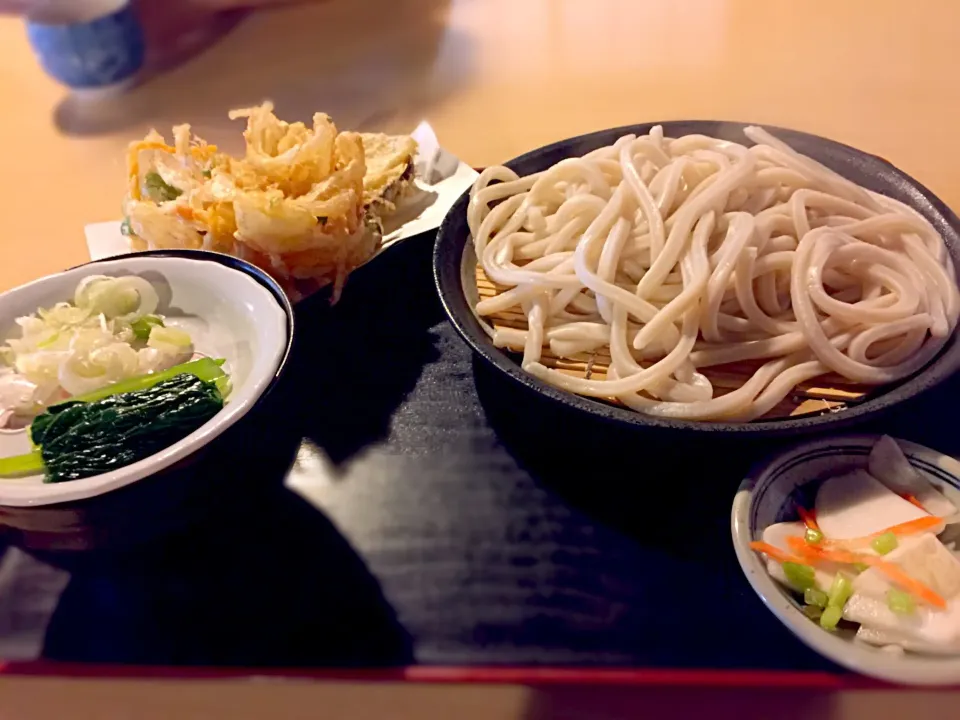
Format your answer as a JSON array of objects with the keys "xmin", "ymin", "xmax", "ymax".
[{"xmin": 0, "ymin": 232, "xmax": 957, "ymax": 682}]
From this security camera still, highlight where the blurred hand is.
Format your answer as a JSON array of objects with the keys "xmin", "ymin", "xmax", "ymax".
[
  {"xmin": 135, "ymin": 0, "xmax": 315, "ymax": 71},
  {"xmin": 4, "ymin": 0, "xmax": 319, "ymax": 75},
  {"xmin": 0, "ymin": 0, "xmax": 35, "ymax": 11},
  {"xmin": 0, "ymin": 0, "xmax": 306, "ymax": 16}
]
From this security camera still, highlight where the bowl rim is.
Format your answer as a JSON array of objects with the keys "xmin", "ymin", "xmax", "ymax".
[
  {"xmin": 433, "ymin": 119, "xmax": 960, "ymax": 437},
  {"xmin": 0, "ymin": 250, "xmax": 295, "ymax": 507},
  {"xmin": 731, "ymin": 432, "xmax": 960, "ymax": 686}
]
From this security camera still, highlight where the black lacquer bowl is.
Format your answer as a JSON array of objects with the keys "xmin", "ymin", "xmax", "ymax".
[{"xmin": 434, "ymin": 121, "xmax": 960, "ymax": 438}]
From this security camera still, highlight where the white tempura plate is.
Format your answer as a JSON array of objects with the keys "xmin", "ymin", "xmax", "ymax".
[{"xmin": 0, "ymin": 253, "xmax": 291, "ymax": 506}]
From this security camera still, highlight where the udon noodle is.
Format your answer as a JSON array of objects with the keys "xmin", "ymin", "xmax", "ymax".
[{"xmin": 467, "ymin": 126, "xmax": 960, "ymax": 421}]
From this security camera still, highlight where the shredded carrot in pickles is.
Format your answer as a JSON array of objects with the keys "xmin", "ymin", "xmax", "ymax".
[
  {"xmin": 797, "ymin": 507, "xmax": 820, "ymax": 532},
  {"xmin": 783, "ymin": 537, "xmax": 947, "ymax": 609},
  {"xmin": 749, "ymin": 541, "xmax": 805, "ymax": 565},
  {"xmin": 901, "ymin": 493, "xmax": 926, "ymax": 510},
  {"xmin": 839, "ymin": 515, "xmax": 943, "ymax": 549}
]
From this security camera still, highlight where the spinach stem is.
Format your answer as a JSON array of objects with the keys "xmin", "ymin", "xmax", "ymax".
[
  {"xmin": 55, "ymin": 357, "xmax": 226, "ymax": 406},
  {"xmin": 0, "ymin": 449, "xmax": 44, "ymax": 478}
]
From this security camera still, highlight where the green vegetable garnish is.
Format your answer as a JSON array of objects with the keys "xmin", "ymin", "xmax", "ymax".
[
  {"xmin": 84, "ymin": 281, "xmax": 139, "ymax": 318},
  {"xmin": 31, "ymin": 374, "xmax": 223, "ymax": 483},
  {"xmin": 802, "ymin": 605, "xmax": 823, "ymax": 621},
  {"xmin": 827, "ymin": 573, "xmax": 854, "ymax": 609},
  {"xmin": 0, "ymin": 359, "xmax": 229, "ymax": 481},
  {"xmin": 214, "ymin": 375, "xmax": 232, "ymax": 398},
  {"xmin": 852, "ymin": 563, "xmax": 870, "ymax": 574},
  {"xmin": 144, "ymin": 172, "xmax": 183, "ymax": 203},
  {"xmin": 202, "ymin": 169, "xmax": 212, "ymax": 178},
  {"xmin": 804, "ymin": 587, "xmax": 828, "ymax": 608},
  {"xmin": 783, "ymin": 562, "xmax": 816, "ymax": 591},
  {"xmin": 820, "ymin": 605, "xmax": 842, "ymax": 631},
  {"xmin": 57, "ymin": 357, "xmax": 225, "ymax": 406},
  {"xmin": 887, "ymin": 589, "xmax": 916, "ymax": 615},
  {"xmin": 148, "ymin": 326, "xmax": 191, "ymax": 349},
  {"xmin": 0, "ymin": 449, "xmax": 44, "ymax": 478},
  {"xmin": 120, "ymin": 217, "xmax": 133, "ymax": 236},
  {"xmin": 804, "ymin": 528, "xmax": 824, "ymax": 545},
  {"xmin": 871, "ymin": 532, "xmax": 898, "ymax": 556},
  {"xmin": 131, "ymin": 314, "xmax": 165, "ymax": 340}
]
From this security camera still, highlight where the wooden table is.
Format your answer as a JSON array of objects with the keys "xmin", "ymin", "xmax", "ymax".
[{"xmin": 1, "ymin": 0, "xmax": 959, "ymax": 292}]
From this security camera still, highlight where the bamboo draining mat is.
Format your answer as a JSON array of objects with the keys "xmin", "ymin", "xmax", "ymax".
[{"xmin": 475, "ymin": 265, "xmax": 870, "ymax": 420}]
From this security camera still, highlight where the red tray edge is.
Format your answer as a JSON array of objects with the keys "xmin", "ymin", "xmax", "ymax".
[{"xmin": 0, "ymin": 662, "xmax": 900, "ymax": 689}]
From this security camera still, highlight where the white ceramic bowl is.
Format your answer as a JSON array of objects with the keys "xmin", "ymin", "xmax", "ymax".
[
  {"xmin": 732, "ymin": 434, "xmax": 960, "ymax": 685},
  {"xmin": 0, "ymin": 252, "xmax": 292, "ymax": 507}
]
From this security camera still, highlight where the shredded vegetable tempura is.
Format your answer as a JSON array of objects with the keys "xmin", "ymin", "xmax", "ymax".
[{"xmin": 122, "ymin": 102, "xmax": 418, "ymax": 300}]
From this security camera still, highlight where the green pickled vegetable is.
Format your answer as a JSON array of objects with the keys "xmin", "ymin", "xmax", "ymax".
[
  {"xmin": 820, "ymin": 605, "xmax": 842, "ymax": 631},
  {"xmin": 871, "ymin": 532, "xmax": 898, "ymax": 556},
  {"xmin": 827, "ymin": 573, "xmax": 854, "ymax": 609},
  {"xmin": 804, "ymin": 587, "xmax": 828, "ymax": 608},
  {"xmin": 130, "ymin": 314, "xmax": 164, "ymax": 340},
  {"xmin": 144, "ymin": 172, "xmax": 183, "ymax": 203},
  {"xmin": 804, "ymin": 528, "xmax": 824, "ymax": 545},
  {"xmin": 783, "ymin": 562, "xmax": 816, "ymax": 591},
  {"xmin": 56, "ymin": 357, "xmax": 225, "ymax": 406},
  {"xmin": 32, "ymin": 374, "xmax": 223, "ymax": 483},
  {"xmin": 887, "ymin": 589, "xmax": 916, "ymax": 615},
  {"xmin": 802, "ymin": 605, "xmax": 823, "ymax": 621}
]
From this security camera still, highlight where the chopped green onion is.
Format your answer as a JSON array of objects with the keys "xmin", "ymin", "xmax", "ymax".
[
  {"xmin": 120, "ymin": 217, "xmax": 133, "ymax": 236},
  {"xmin": 827, "ymin": 573, "xmax": 854, "ymax": 609},
  {"xmin": 804, "ymin": 528, "xmax": 824, "ymax": 545},
  {"xmin": 852, "ymin": 563, "xmax": 870, "ymax": 574},
  {"xmin": 214, "ymin": 375, "xmax": 232, "ymax": 399},
  {"xmin": 0, "ymin": 449, "xmax": 45, "ymax": 478},
  {"xmin": 130, "ymin": 314, "xmax": 164, "ymax": 340},
  {"xmin": 820, "ymin": 605, "xmax": 843, "ymax": 631},
  {"xmin": 82, "ymin": 280, "xmax": 139, "ymax": 318},
  {"xmin": 871, "ymin": 532, "xmax": 898, "ymax": 556},
  {"xmin": 802, "ymin": 605, "xmax": 823, "ymax": 621},
  {"xmin": 783, "ymin": 562, "xmax": 816, "ymax": 591},
  {"xmin": 148, "ymin": 325, "xmax": 191, "ymax": 348},
  {"xmin": 804, "ymin": 587, "xmax": 828, "ymax": 608},
  {"xmin": 202, "ymin": 169, "xmax": 212, "ymax": 178},
  {"xmin": 887, "ymin": 589, "xmax": 916, "ymax": 615}
]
